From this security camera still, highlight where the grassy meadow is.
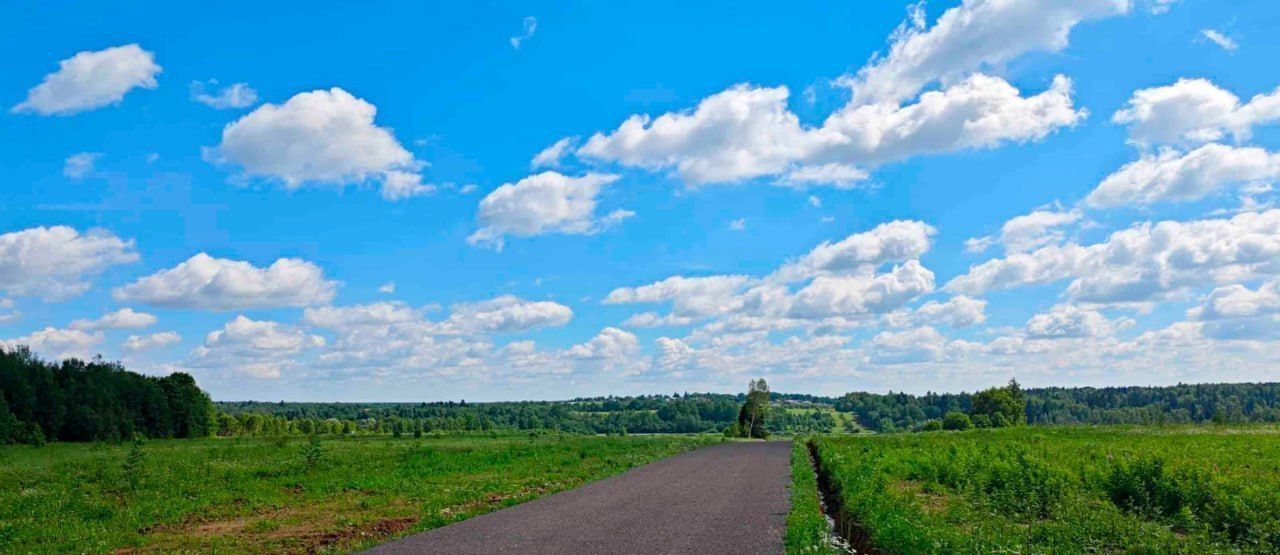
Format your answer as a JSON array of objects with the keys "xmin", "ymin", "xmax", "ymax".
[
  {"xmin": 0, "ymin": 433, "xmax": 717, "ymax": 554},
  {"xmin": 810, "ymin": 425, "xmax": 1280, "ymax": 554}
]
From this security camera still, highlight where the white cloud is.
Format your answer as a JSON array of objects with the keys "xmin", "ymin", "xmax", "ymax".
[
  {"xmin": 567, "ymin": 327, "xmax": 638, "ymax": 360},
  {"xmin": 0, "ymin": 226, "xmax": 137, "ymax": 301},
  {"xmin": 867, "ymin": 326, "xmax": 947, "ymax": 365},
  {"xmin": 123, "ymin": 331, "xmax": 181, "ymax": 352},
  {"xmin": 605, "ymin": 275, "xmax": 751, "ymax": 320},
  {"xmin": 531, "ymin": 137, "xmax": 576, "ymax": 168},
  {"xmin": 510, "ymin": 16, "xmax": 538, "ymax": 49},
  {"xmin": 578, "ymin": 75, "xmax": 1084, "ymax": 186},
  {"xmin": 13, "ymin": 44, "xmax": 161, "ymax": 116},
  {"xmin": 468, "ymin": 172, "xmax": 631, "ymax": 250},
  {"xmin": 190, "ymin": 80, "xmax": 259, "ymax": 109},
  {"xmin": 191, "ymin": 316, "xmax": 325, "ymax": 379},
  {"xmin": 1113, "ymin": 78, "xmax": 1280, "ymax": 146},
  {"xmin": 728, "ymin": 218, "xmax": 747, "ymax": 231},
  {"xmin": 114, "ymin": 253, "xmax": 337, "ymax": 310},
  {"xmin": 63, "ymin": 152, "xmax": 101, "ymax": 180},
  {"xmin": 208, "ymin": 88, "xmax": 430, "ymax": 201},
  {"xmin": 784, "ymin": 164, "xmax": 869, "ymax": 189},
  {"xmin": 70, "ymin": 308, "xmax": 156, "ymax": 331},
  {"xmin": 788, "ymin": 261, "xmax": 935, "ymax": 319},
  {"xmin": 302, "ymin": 301, "xmax": 421, "ymax": 330},
  {"xmin": 1, "ymin": 327, "xmax": 102, "ymax": 360},
  {"xmin": 1086, "ymin": 144, "xmax": 1280, "ymax": 207},
  {"xmin": 997, "ymin": 208, "xmax": 1082, "ymax": 252},
  {"xmin": 1025, "ymin": 305, "xmax": 1116, "ymax": 339},
  {"xmin": 434, "ymin": 295, "xmax": 573, "ymax": 334},
  {"xmin": 1188, "ymin": 280, "xmax": 1280, "ymax": 340},
  {"xmin": 772, "ymin": 220, "xmax": 935, "ymax": 282},
  {"xmin": 1198, "ymin": 29, "xmax": 1239, "ymax": 52},
  {"xmin": 378, "ymin": 282, "xmax": 396, "ymax": 294},
  {"xmin": 844, "ymin": 0, "xmax": 1128, "ymax": 105},
  {"xmin": 948, "ymin": 209, "xmax": 1280, "ymax": 305},
  {"xmin": 807, "ymin": 195, "xmax": 822, "ymax": 208},
  {"xmin": 910, "ymin": 295, "xmax": 987, "ymax": 328}
]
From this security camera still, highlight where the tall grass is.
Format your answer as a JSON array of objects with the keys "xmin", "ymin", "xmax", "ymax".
[
  {"xmin": 785, "ymin": 440, "xmax": 837, "ymax": 554},
  {"xmin": 811, "ymin": 425, "xmax": 1280, "ymax": 554}
]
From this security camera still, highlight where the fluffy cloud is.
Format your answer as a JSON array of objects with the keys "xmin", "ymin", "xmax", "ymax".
[
  {"xmin": 1086, "ymin": 144, "xmax": 1280, "ymax": 208},
  {"xmin": 123, "ymin": 331, "xmax": 181, "ymax": 352},
  {"xmin": 12, "ymin": 44, "xmax": 161, "ymax": 116},
  {"xmin": 531, "ymin": 137, "xmax": 576, "ymax": 168},
  {"xmin": 70, "ymin": 308, "xmax": 156, "ymax": 331},
  {"xmin": 909, "ymin": 296, "xmax": 987, "ymax": 328},
  {"xmin": 302, "ymin": 301, "xmax": 421, "ymax": 330},
  {"xmin": 0, "ymin": 226, "xmax": 137, "ymax": 301},
  {"xmin": 190, "ymin": 80, "xmax": 259, "ymax": 109},
  {"xmin": 435, "ymin": 296, "xmax": 573, "ymax": 334},
  {"xmin": 114, "ymin": 253, "xmax": 337, "ymax": 310},
  {"xmin": 1, "ymin": 327, "xmax": 102, "ymax": 360},
  {"xmin": 578, "ymin": 76, "xmax": 1084, "ymax": 186},
  {"xmin": 948, "ymin": 209, "xmax": 1280, "ymax": 304},
  {"xmin": 783, "ymin": 164, "xmax": 869, "ymax": 189},
  {"xmin": 845, "ymin": 0, "xmax": 1128, "ymax": 105},
  {"xmin": 605, "ymin": 275, "xmax": 751, "ymax": 320},
  {"xmin": 773, "ymin": 220, "xmax": 934, "ymax": 282},
  {"xmin": 208, "ymin": 88, "xmax": 430, "ymax": 200},
  {"xmin": 1113, "ymin": 78, "xmax": 1280, "ymax": 146},
  {"xmin": 867, "ymin": 326, "xmax": 948, "ymax": 365},
  {"xmin": 788, "ymin": 261, "xmax": 935, "ymax": 319},
  {"xmin": 1024, "ymin": 305, "xmax": 1116, "ymax": 339},
  {"xmin": 191, "ymin": 316, "xmax": 325, "ymax": 379},
  {"xmin": 468, "ymin": 172, "xmax": 632, "ymax": 250},
  {"xmin": 1189, "ymin": 280, "xmax": 1280, "ymax": 340},
  {"xmin": 567, "ymin": 327, "xmax": 639, "ymax": 360},
  {"xmin": 63, "ymin": 152, "xmax": 101, "ymax": 180}
]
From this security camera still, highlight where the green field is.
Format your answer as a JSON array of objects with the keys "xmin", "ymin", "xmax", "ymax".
[
  {"xmin": 810, "ymin": 425, "xmax": 1280, "ymax": 554},
  {"xmin": 0, "ymin": 433, "xmax": 717, "ymax": 554}
]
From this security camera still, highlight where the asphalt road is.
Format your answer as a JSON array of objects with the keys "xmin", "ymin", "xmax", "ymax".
[{"xmin": 363, "ymin": 440, "xmax": 793, "ymax": 555}]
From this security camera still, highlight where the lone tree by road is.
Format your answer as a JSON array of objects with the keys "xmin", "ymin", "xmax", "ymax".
[{"xmin": 731, "ymin": 379, "xmax": 771, "ymax": 439}]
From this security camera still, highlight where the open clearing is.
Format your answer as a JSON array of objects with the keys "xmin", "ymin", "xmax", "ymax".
[{"xmin": 0, "ymin": 434, "xmax": 715, "ymax": 554}]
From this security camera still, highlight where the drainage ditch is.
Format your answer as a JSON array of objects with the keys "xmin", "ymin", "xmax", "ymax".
[{"xmin": 805, "ymin": 441, "xmax": 878, "ymax": 555}]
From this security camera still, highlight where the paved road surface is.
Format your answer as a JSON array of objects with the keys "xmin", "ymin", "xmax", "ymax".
[{"xmin": 364, "ymin": 440, "xmax": 793, "ymax": 555}]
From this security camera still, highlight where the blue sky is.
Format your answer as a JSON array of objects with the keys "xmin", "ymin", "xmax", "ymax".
[{"xmin": 4, "ymin": 0, "xmax": 1280, "ymax": 401}]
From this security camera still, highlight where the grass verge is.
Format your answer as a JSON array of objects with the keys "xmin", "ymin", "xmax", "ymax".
[{"xmin": 785, "ymin": 439, "xmax": 837, "ymax": 554}]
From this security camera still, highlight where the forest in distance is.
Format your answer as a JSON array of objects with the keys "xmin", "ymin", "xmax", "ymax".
[{"xmin": 4, "ymin": 345, "xmax": 1280, "ymax": 444}]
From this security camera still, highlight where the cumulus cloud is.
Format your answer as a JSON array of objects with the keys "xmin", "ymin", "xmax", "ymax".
[
  {"xmin": 1113, "ymin": 78, "xmax": 1280, "ymax": 146},
  {"xmin": 1024, "ymin": 305, "xmax": 1116, "ymax": 339},
  {"xmin": 788, "ymin": 261, "xmax": 935, "ymax": 319},
  {"xmin": 772, "ymin": 220, "xmax": 935, "ymax": 282},
  {"xmin": 783, "ymin": 164, "xmax": 869, "ymax": 189},
  {"xmin": 1, "ymin": 327, "xmax": 103, "ymax": 360},
  {"xmin": 123, "ymin": 331, "xmax": 181, "ymax": 352},
  {"xmin": 13, "ymin": 44, "xmax": 161, "ymax": 116},
  {"xmin": 70, "ymin": 308, "xmax": 156, "ymax": 331},
  {"xmin": 1086, "ymin": 144, "xmax": 1280, "ymax": 207},
  {"xmin": 0, "ymin": 226, "xmax": 137, "ymax": 301},
  {"xmin": 207, "ymin": 88, "xmax": 430, "ymax": 201},
  {"xmin": 190, "ymin": 80, "xmax": 259, "ymax": 109},
  {"xmin": 468, "ymin": 172, "xmax": 632, "ymax": 250},
  {"xmin": 434, "ymin": 295, "xmax": 573, "ymax": 334},
  {"xmin": 845, "ymin": 0, "xmax": 1128, "ymax": 105},
  {"xmin": 302, "ymin": 301, "xmax": 421, "ymax": 330},
  {"xmin": 947, "ymin": 209, "xmax": 1280, "ymax": 305},
  {"xmin": 867, "ymin": 326, "xmax": 948, "ymax": 365},
  {"xmin": 605, "ymin": 275, "xmax": 751, "ymax": 320},
  {"xmin": 114, "ymin": 253, "xmax": 337, "ymax": 310},
  {"xmin": 578, "ymin": 76, "xmax": 1084, "ymax": 186},
  {"xmin": 191, "ymin": 316, "xmax": 325, "ymax": 379},
  {"xmin": 1188, "ymin": 280, "xmax": 1280, "ymax": 340},
  {"xmin": 531, "ymin": 137, "xmax": 576, "ymax": 168},
  {"xmin": 63, "ymin": 152, "xmax": 101, "ymax": 180},
  {"xmin": 909, "ymin": 296, "xmax": 987, "ymax": 328},
  {"xmin": 378, "ymin": 282, "xmax": 396, "ymax": 294}
]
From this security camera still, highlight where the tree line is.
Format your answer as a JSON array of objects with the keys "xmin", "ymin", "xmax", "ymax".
[{"xmin": 0, "ymin": 347, "xmax": 215, "ymax": 445}]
